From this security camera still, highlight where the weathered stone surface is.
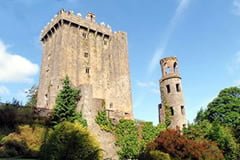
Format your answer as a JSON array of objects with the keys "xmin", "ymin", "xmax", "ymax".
[
  {"xmin": 37, "ymin": 9, "xmax": 134, "ymax": 159},
  {"xmin": 159, "ymin": 57, "xmax": 187, "ymax": 130}
]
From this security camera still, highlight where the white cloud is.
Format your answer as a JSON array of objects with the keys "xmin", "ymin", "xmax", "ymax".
[
  {"xmin": 148, "ymin": 0, "xmax": 191, "ymax": 74},
  {"xmin": 0, "ymin": 40, "xmax": 39, "ymax": 83},
  {"xmin": 0, "ymin": 85, "xmax": 10, "ymax": 95},
  {"xmin": 233, "ymin": 0, "xmax": 240, "ymax": 16}
]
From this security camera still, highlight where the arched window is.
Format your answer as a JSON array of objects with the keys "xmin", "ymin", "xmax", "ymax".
[
  {"xmin": 173, "ymin": 62, "xmax": 178, "ymax": 73},
  {"xmin": 165, "ymin": 67, "xmax": 171, "ymax": 75}
]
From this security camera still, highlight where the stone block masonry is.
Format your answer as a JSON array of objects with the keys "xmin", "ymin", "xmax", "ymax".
[{"xmin": 37, "ymin": 9, "xmax": 134, "ymax": 159}]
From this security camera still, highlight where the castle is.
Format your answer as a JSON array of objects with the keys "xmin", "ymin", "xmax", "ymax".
[
  {"xmin": 158, "ymin": 57, "xmax": 187, "ymax": 130},
  {"xmin": 37, "ymin": 9, "xmax": 133, "ymax": 121},
  {"xmin": 36, "ymin": 9, "xmax": 187, "ymax": 159}
]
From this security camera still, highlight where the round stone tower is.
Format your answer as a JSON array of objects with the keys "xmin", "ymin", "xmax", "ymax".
[{"xmin": 159, "ymin": 56, "xmax": 187, "ymax": 130}]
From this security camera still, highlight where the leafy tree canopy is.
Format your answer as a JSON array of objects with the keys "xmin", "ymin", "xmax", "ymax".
[
  {"xmin": 184, "ymin": 121, "xmax": 240, "ymax": 160},
  {"xmin": 195, "ymin": 87, "xmax": 240, "ymax": 128}
]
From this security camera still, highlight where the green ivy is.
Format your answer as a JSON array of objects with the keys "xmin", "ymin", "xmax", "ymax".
[{"xmin": 95, "ymin": 110, "xmax": 113, "ymax": 132}]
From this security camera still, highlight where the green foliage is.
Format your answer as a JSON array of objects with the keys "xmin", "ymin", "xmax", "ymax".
[
  {"xmin": 208, "ymin": 123, "xmax": 240, "ymax": 160},
  {"xmin": 141, "ymin": 122, "xmax": 166, "ymax": 147},
  {"xmin": 51, "ymin": 76, "xmax": 87, "ymax": 127},
  {"xmin": 95, "ymin": 110, "xmax": 113, "ymax": 132},
  {"xmin": 192, "ymin": 86, "xmax": 240, "ymax": 159},
  {"xmin": 184, "ymin": 121, "xmax": 240, "ymax": 160},
  {"xmin": 115, "ymin": 119, "xmax": 140, "ymax": 159},
  {"xmin": 25, "ymin": 85, "xmax": 38, "ymax": 108},
  {"xmin": 196, "ymin": 87, "xmax": 240, "ymax": 128},
  {"xmin": 0, "ymin": 140, "xmax": 29, "ymax": 158},
  {"xmin": 148, "ymin": 129, "xmax": 224, "ymax": 160},
  {"xmin": 0, "ymin": 125, "xmax": 46, "ymax": 158},
  {"xmin": 40, "ymin": 121, "xmax": 101, "ymax": 160},
  {"xmin": 0, "ymin": 105, "xmax": 34, "ymax": 129},
  {"xmin": 139, "ymin": 150, "xmax": 171, "ymax": 160}
]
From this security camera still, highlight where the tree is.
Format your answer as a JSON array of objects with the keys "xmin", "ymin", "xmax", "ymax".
[
  {"xmin": 51, "ymin": 76, "xmax": 87, "ymax": 126},
  {"xmin": 207, "ymin": 123, "xmax": 240, "ymax": 160},
  {"xmin": 141, "ymin": 122, "xmax": 166, "ymax": 147},
  {"xmin": 40, "ymin": 121, "xmax": 101, "ymax": 160},
  {"xmin": 25, "ymin": 85, "xmax": 38, "ymax": 108},
  {"xmin": 184, "ymin": 121, "xmax": 240, "ymax": 160},
  {"xmin": 196, "ymin": 87, "xmax": 240, "ymax": 128}
]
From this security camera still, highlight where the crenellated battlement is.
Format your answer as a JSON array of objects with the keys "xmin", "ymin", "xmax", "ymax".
[{"xmin": 40, "ymin": 9, "xmax": 114, "ymax": 43}]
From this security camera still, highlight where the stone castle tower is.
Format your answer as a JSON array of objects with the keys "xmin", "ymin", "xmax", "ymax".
[
  {"xmin": 37, "ymin": 9, "xmax": 133, "ymax": 120},
  {"xmin": 36, "ymin": 10, "xmax": 133, "ymax": 159},
  {"xmin": 158, "ymin": 57, "xmax": 187, "ymax": 130}
]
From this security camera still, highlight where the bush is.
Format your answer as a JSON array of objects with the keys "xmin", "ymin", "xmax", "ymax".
[
  {"xmin": 40, "ymin": 121, "xmax": 101, "ymax": 160},
  {"xmin": 0, "ymin": 105, "xmax": 34, "ymax": 129},
  {"xmin": 139, "ymin": 150, "xmax": 171, "ymax": 160},
  {"xmin": 95, "ymin": 110, "xmax": 113, "ymax": 132},
  {"xmin": 115, "ymin": 119, "xmax": 140, "ymax": 159},
  {"xmin": 0, "ymin": 140, "xmax": 29, "ymax": 158},
  {"xmin": 0, "ymin": 125, "xmax": 46, "ymax": 158},
  {"xmin": 148, "ymin": 129, "xmax": 224, "ymax": 160}
]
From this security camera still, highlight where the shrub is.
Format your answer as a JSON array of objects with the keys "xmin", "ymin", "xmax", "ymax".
[
  {"xmin": 40, "ymin": 121, "xmax": 101, "ymax": 160},
  {"xmin": 148, "ymin": 129, "xmax": 224, "ymax": 160},
  {"xmin": 0, "ymin": 125, "xmax": 46, "ymax": 158},
  {"xmin": 95, "ymin": 110, "xmax": 113, "ymax": 132},
  {"xmin": 139, "ymin": 150, "xmax": 171, "ymax": 160},
  {"xmin": 115, "ymin": 119, "xmax": 140, "ymax": 159},
  {"xmin": 0, "ymin": 140, "xmax": 29, "ymax": 158},
  {"xmin": 0, "ymin": 105, "xmax": 34, "ymax": 129}
]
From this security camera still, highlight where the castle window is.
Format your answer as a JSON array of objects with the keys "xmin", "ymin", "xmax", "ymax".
[
  {"xmin": 82, "ymin": 32, "xmax": 87, "ymax": 38},
  {"xmin": 84, "ymin": 52, "xmax": 89, "ymax": 58},
  {"xmin": 165, "ymin": 67, "xmax": 171, "ymax": 75},
  {"xmin": 85, "ymin": 67, "xmax": 90, "ymax": 74},
  {"xmin": 170, "ymin": 107, "xmax": 174, "ymax": 116},
  {"xmin": 110, "ymin": 103, "xmax": 113, "ymax": 108},
  {"xmin": 181, "ymin": 106, "xmax": 185, "ymax": 115},
  {"xmin": 166, "ymin": 84, "xmax": 171, "ymax": 93},
  {"xmin": 173, "ymin": 62, "xmax": 178, "ymax": 73},
  {"xmin": 176, "ymin": 83, "xmax": 181, "ymax": 92}
]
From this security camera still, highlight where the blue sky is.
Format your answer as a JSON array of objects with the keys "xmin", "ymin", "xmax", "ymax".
[{"xmin": 0, "ymin": 0, "xmax": 240, "ymax": 124}]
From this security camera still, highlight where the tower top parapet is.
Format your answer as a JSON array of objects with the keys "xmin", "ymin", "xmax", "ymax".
[
  {"xmin": 160, "ymin": 56, "xmax": 180, "ymax": 81},
  {"xmin": 40, "ymin": 9, "xmax": 113, "ymax": 42}
]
